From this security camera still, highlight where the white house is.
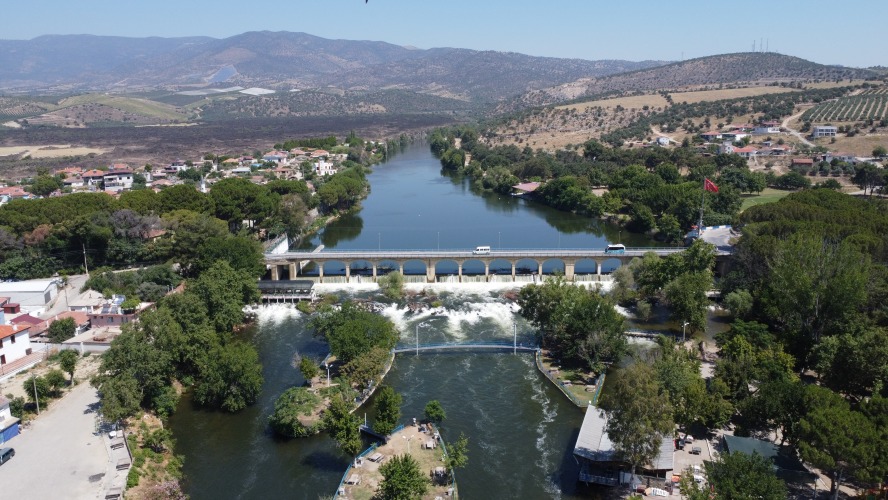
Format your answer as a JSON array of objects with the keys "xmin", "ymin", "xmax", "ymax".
[
  {"xmin": 103, "ymin": 167, "xmax": 134, "ymax": 192},
  {"xmin": 314, "ymin": 160, "xmax": 336, "ymax": 176},
  {"xmin": 812, "ymin": 126, "xmax": 837, "ymax": 138},
  {"xmin": 753, "ymin": 125, "xmax": 781, "ymax": 135},
  {"xmin": 0, "ymin": 324, "xmax": 32, "ymax": 368}
]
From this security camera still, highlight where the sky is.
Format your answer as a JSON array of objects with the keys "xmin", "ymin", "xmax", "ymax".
[{"xmin": 4, "ymin": 0, "xmax": 886, "ymax": 67}]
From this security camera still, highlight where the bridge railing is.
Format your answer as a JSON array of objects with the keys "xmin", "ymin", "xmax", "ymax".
[
  {"xmin": 392, "ymin": 340, "xmax": 538, "ymax": 353},
  {"xmin": 270, "ymin": 247, "xmax": 686, "ymax": 257}
]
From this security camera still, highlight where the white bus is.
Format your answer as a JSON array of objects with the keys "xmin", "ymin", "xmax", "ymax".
[{"xmin": 605, "ymin": 244, "xmax": 626, "ymax": 254}]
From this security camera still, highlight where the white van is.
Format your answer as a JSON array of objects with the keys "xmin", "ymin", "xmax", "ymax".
[{"xmin": 472, "ymin": 246, "xmax": 491, "ymax": 255}]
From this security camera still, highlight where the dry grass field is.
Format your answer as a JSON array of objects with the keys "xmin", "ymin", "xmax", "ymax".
[
  {"xmin": 811, "ymin": 134, "xmax": 888, "ymax": 157},
  {"xmin": 0, "ymin": 144, "xmax": 109, "ymax": 158},
  {"xmin": 669, "ymin": 86, "xmax": 798, "ymax": 104}
]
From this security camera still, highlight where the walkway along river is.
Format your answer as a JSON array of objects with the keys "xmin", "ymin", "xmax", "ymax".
[{"xmin": 169, "ymin": 144, "xmax": 681, "ymax": 499}]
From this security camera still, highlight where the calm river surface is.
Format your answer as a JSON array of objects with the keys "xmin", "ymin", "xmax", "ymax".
[{"xmin": 170, "ymin": 144, "xmax": 674, "ymax": 499}]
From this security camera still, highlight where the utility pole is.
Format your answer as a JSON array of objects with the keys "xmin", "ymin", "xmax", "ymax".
[
  {"xmin": 33, "ymin": 376, "xmax": 40, "ymax": 415},
  {"xmin": 82, "ymin": 243, "xmax": 89, "ymax": 275}
]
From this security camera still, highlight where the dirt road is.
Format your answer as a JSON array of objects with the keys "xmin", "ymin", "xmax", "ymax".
[{"xmin": 782, "ymin": 109, "xmax": 815, "ymax": 147}]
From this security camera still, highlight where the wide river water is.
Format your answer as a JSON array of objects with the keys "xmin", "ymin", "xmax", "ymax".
[{"xmin": 169, "ymin": 144, "xmax": 706, "ymax": 499}]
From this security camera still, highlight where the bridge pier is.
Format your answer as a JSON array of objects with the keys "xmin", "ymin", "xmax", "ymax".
[
  {"xmin": 345, "ymin": 265, "xmax": 350, "ymax": 282},
  {"xmin": 318, "ymin": 265, "xmax": 324, "ymax": 283},
  {"xmin": 596, "ymin": 262, "xmax": 602, "ymax": 276},
  {"xmin": 426, "ymin": 262, "xmax": 436, "ymax": 283},
  {"xmin": 538, "ymin": 262, "xmax": 543, "ymax": 277},
  {"xmin": 511, "ymin": 262, "xmax": 515, "ymax": 281},
  {"xmin": 458, "ymin": 262, "xmax": 463, "ymax": 282},
  {"xmin": 484, "ymin": 262, "xmax": 489, "ymax": 282},
  {"xmin": 289, "ymin": 263, "xmax": 297, "ymax": 281},
  {"xmin": 372, "ymin": 263, "xmax": 377, "ymax": 281},
  {"xmin": 270, "ymin": 264, "xmax": 280, "ymax": 281},
  {"xmin": 565, "ymin": 261, "xmax": 575, "ymax": 281}
]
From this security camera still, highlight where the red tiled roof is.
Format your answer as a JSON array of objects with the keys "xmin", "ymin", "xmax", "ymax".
[
  {"xmin": 82, "ymin": 169, "xmax": 105, "ymax": 177},
  {"xmin": 0, "ymin": 324, "xmax": 29, "ymax": 340},
  {"xmin": 11, "ymin": 314, "xmax": 42, "ymax": 326}
]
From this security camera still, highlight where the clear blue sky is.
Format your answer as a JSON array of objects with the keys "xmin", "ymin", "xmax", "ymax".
[{"xmin": 5, "ymin": 0, "xmax": 885, "ymax": 67}]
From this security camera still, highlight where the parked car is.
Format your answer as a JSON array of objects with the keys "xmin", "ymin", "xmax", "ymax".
[
  {"xmin": 690, "ymin": 446, "xmax": 702, "ymax": 455},
  {"xmin": 0, "ymin": 447, "xmax": 15, "ymax": 466}
]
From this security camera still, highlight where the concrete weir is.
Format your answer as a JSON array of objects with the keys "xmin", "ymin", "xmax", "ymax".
[{"xmin": 265, "ymin": 247, "xmax": 731, "ymax": 284}]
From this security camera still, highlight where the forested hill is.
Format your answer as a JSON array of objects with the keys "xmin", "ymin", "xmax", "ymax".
[
  {"xmin": 0, "ymin": 31, "xmax": 667, "ymax": 102},
  {"xmin": 503, "ymin": 52, "xmax": 878, "ymax": 110}
]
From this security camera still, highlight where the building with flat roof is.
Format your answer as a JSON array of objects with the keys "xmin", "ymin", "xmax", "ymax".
[
  {"xmin": 812, "ymin": 126, "xmax": 837, "ymax": 138},
  {"xmin": 573, "ymin": 408, "xmax": 674, "ymax": 489},
  {"xmin": 0, "ymin": 395, "xmax": 20, "ymax": 444},
  {"xmin": 0, "ymin": 279, "xmax": 57, "ymax": 310}
]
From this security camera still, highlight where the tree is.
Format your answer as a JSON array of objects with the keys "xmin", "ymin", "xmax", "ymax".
[
  {"xmin": 797, "ymin": 388, "xmax": 887, "ymax": 499},
  {"xmin": 323, "ymin": 395, "xmax": 362, "ymax": 458},
  {"xmin": 680, "ymin": 452, "xmax": 787, "ymax": 500},
  {"xmin": 424, "ymin": 400, "xmax": 446, "ymax": 424},
  {"xmin": 45, "ymin": 369, "xmax": 67, "ymax": 396},
  {"xmin": 446, "ymin": 433, "xmax": 469, "ymax": 471},
  {"xmin": 723, "ymin": 289, "xmax": 753, "ymax": 318},
  {"xmin": 378, "ymin": 454, "xmax": 429, "ymax": 500},
  {"xmin": 194, "ymin": 341, "xmax": 264, "ymax": 412},
  {"xmin": 518, "ymin": 277, "xmax": 626, "ymax": 372},
  {"xmin": 310, "ymin": 302, "xmax": 399, "ymax": 364},
  {"xmin": 374, "ymin": 386, "xmax": 402, "ymax": 436},
  {"xmin": 269, "ymin": 387, "xmax": 322, "ymax": 438},
  {"xmin": 189, "ymin": 260, "xmax": 260, "ymax": 332},
  {"xmin": 48, "ymin": 317, "xmax": 76, "ymax": 343},
  {"xmin": 663, "ymin": 270, "xmax": 712, "ymax": 332},
  {"xmin": 59, "ymin": 349, "xmax": 78, "ymax": 383},
  {"xmin": 342, "ymin": 347, "xmax": 391, "ymax": 391},
  {"xmin": 600, "ymin": 362, "xmax": 674, "ymax": 480},
  {"xmin": 28, "ymin": 174, "xmax": 63, "ymax": 197},
  {"xmin": 94, "ymin": 374, "xmax": 141, "ymax": 423},
  {"xmin": 299, "ymin": 355, "xmax": 319, "ymax": 384}
]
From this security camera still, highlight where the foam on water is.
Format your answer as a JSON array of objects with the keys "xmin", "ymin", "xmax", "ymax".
[
  {"xmin": 614, "ymin": 304, "xmax": 633, "ymax": 318},
  {"xmin": 252, "ymin": 303, "xmax": 302, "ymax": 326}
]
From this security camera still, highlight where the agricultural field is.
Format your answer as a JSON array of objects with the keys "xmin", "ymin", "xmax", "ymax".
[
  {"xmin": 669, "ymin": 85, "xmax": 799, "ymax": 104},
  {"xmin": 801, "ymin": 94, "xmax": 888, "ymax": 123},
  {"xmin": 556, "ymin": 94, "xmax": 669, "ymax": 112}
]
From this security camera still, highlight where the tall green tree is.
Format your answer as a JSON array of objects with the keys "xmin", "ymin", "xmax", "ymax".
[
  {"xmin": 374, "ymin": 386, "xmax": 402, "ymax": 436},
  {"xmin": 193, "ymin": 341, "xmax": 263, "ymax": 412},
  {"xmin": 378, "ymin": 454, "xmax": 429, "ymax": 500},
  {"xmin": 424, "ymin": 400, "xmax": 446, "ymax": 424},
  {"xmin": 518, "ymin": 277, "xmax": 626, "ymax": 372},
  {"xmin": 48, "ymin": 317, "xmax": 76, "ymax": 343},
  {"xmin": 59, "ymin": 349, "xmax": 78, "ymax": 383},
  {"xmin": 600, "ymin": 362, "xmax": 674, "ymax": 479},
  {"xmin": 189, "ymin": 260, "xmax": 259, "ymax": 332},
  {"xmin": 323, "ymin": 395, "xmax": 362, "ymax": 458}
]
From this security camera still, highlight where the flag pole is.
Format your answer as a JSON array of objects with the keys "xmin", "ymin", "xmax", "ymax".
[{"xmin": 698, "ymin": 178, "xmax": 706, "ymax": 236}]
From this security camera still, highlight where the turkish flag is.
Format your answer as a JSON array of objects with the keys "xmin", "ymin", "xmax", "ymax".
[{"xmin": 704, "ymin": 178, "xmax": 719, "ymax": 193}]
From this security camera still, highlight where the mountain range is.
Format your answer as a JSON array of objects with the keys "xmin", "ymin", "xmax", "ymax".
[{"xmin": 0, "ymin": 31, "xmax": 667, "ymax": 103}]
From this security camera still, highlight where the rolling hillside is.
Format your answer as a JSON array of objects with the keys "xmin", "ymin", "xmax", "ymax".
[{"xmin": 503, "ymin": 52, "xmax": 879, "ymax": 111}]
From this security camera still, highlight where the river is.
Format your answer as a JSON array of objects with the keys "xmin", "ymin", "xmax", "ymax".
[{"xmin": 169, "ymin": 144, "xmax": 711, "ymax": 499}]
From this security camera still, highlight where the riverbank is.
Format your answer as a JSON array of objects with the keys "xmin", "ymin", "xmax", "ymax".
[
  {"xmin": 535, "ymin": 349, "xmax": 604, "ymax": 408},
  {"xmin": 334, "ymin": 422, "xmax": 457, "ymax": 500}
]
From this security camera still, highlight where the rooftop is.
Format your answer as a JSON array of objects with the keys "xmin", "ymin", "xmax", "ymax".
[
  {"xmin": 574, "ymin": 407, "xmax": 674, "ymax": 472},
  {"xmin": 0, "ymin": 324, "xmax": 30, "ymax": 340}
]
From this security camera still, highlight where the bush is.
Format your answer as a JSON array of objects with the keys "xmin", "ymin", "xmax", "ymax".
[
  {"xmin": 126, "ymin": 468, "xmax": 141, "ymax": 488},
  {"xmin": 268, "ymin": 387, "xmax": 322, "ymax": 438},
  {"xmin": 378, "ymin": 271, "xmax": 405, "ymax": 300}
]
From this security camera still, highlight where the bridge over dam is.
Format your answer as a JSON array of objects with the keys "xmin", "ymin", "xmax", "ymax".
[{"xmin": 264, "ymin": 247, "xmax": 731, "ymax": 284}]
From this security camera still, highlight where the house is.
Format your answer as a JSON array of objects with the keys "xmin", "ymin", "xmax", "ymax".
[
  {"xmin": 731, "ymin": 146, "xmax": 758, "ymax": 159},
  {"xmin": 753, "ymin": 125, "xmax": 781, "ymax": 135},
  {"xmin": 767, "ymin": 146, "xmax": 792, "ymax": 156},
  {"xmin": 163, "ymin": 160, "xmax": 190, "ymax": 175},
  {"xmin": 10, "ymin": 314, "xmax": 42, "ymax": 329},
  {"xmin": 720, "ymin": 132, "xmax": 748, "ymax": 142},
  {"xmin": 573, "ymin": 408, "xmax": 674, "ymax": 489},
  {"xmin": 314, "ymin": 160, "xmax": 336, "ymax": 176},
  {"xmin": 55, "ymin": 166, "xmax": 83, "ymax": 177},
  {"xmin": 0, "ymin": 395, "xmax": 20, "ymax": 444},
  {"xmin": 812, "ymin": 126, "xmax": 837, "ymax": 138},
  {"xmin": 310, "ymin": 149, "xmax": 330, "ymax": 159},
  {"xmin": 791, "ymin": 158, "xmax": 815, "ymax": 167},
  {"xmin": 62, "ymin": 176, "xmax": 84, "ymax": 188},
  {"xmin": 262, "ymin": 151, "xmax": 289, "ymax": 164},
  {"xmin": 700, "ymin": 131, "xmax": 723, "ymax": 141},
  {"xmin": 722, "ymin": 435, "xmax": 811, "ymax": 482},
  {"xmin": 87, "ymin": 296, "xmax": 153, "ymax": 328},
  {"xmin": 655, "ymin": 137, "xmax": 670, "ymax": 146},
  {"xmin": 0, "ymin": 186, "xmax": 31, "ymax": 200},
  {"xmin": 103, "ymin": 166, "xmax": 134, "ymax": 192},
  {"xmin": 29, "ymin": 311, "xmax": 91, "ymax": 339},
  {"xmin": 0, "ymin": 324, "xmax": 33, "ymax": 368},
  {"xmin": 231, "ymin": 166, "xmax": 251, "ymax": 176},
  {"xmin": 81, "ymin": 169, "xmax": 106, "ymax": 186},
  {"xmin": 0, "ymin": 279, "xmax": 58, "ymax": 310}
]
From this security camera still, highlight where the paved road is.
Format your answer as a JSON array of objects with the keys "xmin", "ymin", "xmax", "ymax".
[
  {"xmin": 700, "ymin": 227, "xmax": 736, "ymax": 253},
  {"xmin": 0, "ymin": 382, "xmax": 108, "ymax": 500}
]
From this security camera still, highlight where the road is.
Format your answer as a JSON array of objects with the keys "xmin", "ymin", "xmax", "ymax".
[
  {"xmin": 0, "ymin": 382, "xmax": 108, "ymax": 500},
  {"xmin": 781, "ymin": 109, "xmax": 815, "ymax": 147}
]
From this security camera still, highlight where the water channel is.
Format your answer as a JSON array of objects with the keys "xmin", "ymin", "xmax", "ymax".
[{"xmin": 170, "ymin": 144, "xmax": 711, "ymax": 499}]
